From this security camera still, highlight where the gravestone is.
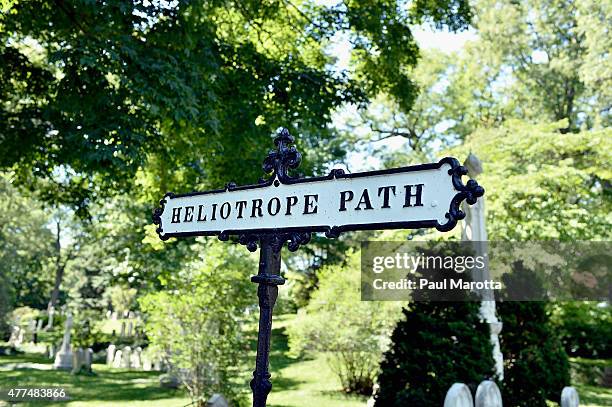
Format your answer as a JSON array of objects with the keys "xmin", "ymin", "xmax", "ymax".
[
  {"xmin": 36, "ymin": 319, "xmax": 44, "ymax": 332},
  {"xmin": 84, "ymin": 348, "xmax": 93, "ymax": 373},
  {"xmin": 45, "ymin": 306, "xmax": 55, "ymax": 330},
  {"xmin": 71, "ymin": 348, "xmax": 84, "ymax": 374},
  {"xmin": 27, "ymin": 319, "xmax": 36, "ymax": 340},
  {"xmin": 8, "ymin": 325, "xmax": 22, "ymax": 346},
  {"xmin": 112, "ymin": 350, "xmax": 123, "ymax": 368},
  {"xmin": 131, "ymin": 347, "xmax": 142, "ymax": 369},
  {"xmin": 475, "ymin": 380, "xmax": 502, "ymax": 407},
  {"xmin": 561, "ymin": 387, "xmax": 579, "ymax": 407},
  {"xmin": 121, "ymin": 346, "xmax": 132, "ymax": 368},
  {"xmin": 142, "ymin": 355, "xmax": 152, "ymax": 371},
  {"xmin": 159, "ymin": 373, "xmax": 180, "ymax": 388},
  {"xmin": 106, "ymin": 344, "xmax": 116, "ymax": 366},
  {"xmin": 120, "ymin": 321, "xmax": 126, "ymax": 337},
  {"xmin": 48, "ymin": 344, "xmax": 56, "ymax": 359},
  {"xmin": 206, "ymin": 394, "xmax": 229, "ymax": 407},
  {"xmin": 461, "ymin": 153, "xmax": 504, "ymax": 380},
  {"xmin": 444, "ymin": 383, "xmax": 474, "ymax": 407},
  {"xmin": 127, "ymin": 321, "xmax": 133, "ymax": 336},
  {"xmin": 106, "ymin": 310, "xmax": 112, "ymax": 319},
  {"xmin": 53, "ymin": 313, "xmax": 73, "ymax": 370}
]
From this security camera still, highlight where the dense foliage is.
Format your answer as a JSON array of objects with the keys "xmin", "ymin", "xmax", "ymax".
[
  {"xmin": 551, "ymin": 302, "xmax": 612, "ymax": 359},
  {"xmin": 1, "ymin": 0, "xmax": 472, "ymax": 212},
  {"xmin": 497, "ymin": 301, "xmax": 570, "ymax": 406}
]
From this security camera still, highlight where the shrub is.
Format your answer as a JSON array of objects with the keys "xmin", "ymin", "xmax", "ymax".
[
  {"xmin": 287, "ymin": 250, "xmax": 403, "ymax": 395},
  {"xmin": 140, "ymin": 242, "xmax": 255, "ymax": 407},
  {"xmin": 551, "ymin": 302, "xmax": 611, "ymax": 359},
  {"xmin": 497, "ymin": 301, "xmax": 571, "ymax": 406}
]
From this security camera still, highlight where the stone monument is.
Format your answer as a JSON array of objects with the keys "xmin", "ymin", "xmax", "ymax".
[{"xmin": 53, "ymin": 313, "xmax": 73, "ymax": 370}]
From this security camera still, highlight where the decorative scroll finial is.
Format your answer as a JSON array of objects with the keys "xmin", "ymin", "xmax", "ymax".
[
  {"xmin": 262, "ymin": 128, "xmax": 302, "ymax": 183},
  {"xmin": 437, "ymin": 158, "xmax": 485, "ymax": 232}
]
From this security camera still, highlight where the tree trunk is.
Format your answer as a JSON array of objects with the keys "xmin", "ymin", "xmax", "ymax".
[{"xmin": 48, "ymin": 220, "xmax": 65, "ymax": 311}]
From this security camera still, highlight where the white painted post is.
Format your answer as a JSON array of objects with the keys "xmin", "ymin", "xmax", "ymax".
[{"xmin": 461, "ymin": 153, "xmax": 504, "ymax": 381}]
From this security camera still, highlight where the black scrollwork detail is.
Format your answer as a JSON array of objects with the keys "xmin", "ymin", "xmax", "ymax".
[
  {"xmin": 239, "ymin": 234, "xmax": 260, "ymax": 252},
  {"xmin": 262, "ymin": 128, "xmax": 302, "ymax": 183},
  {"xmin": 436, "ymin": 157, "xmax": 485, "ymax": 232},
  {"xmin": 152, "ymin": 192, "xmax": 175, "ymax": 241},
  {"xmin": 236, "ymin": 231, "xmax": 312, "ymax": 253}
]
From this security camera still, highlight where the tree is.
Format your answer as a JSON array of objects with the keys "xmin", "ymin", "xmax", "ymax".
[
  {"xmin": 1, "ymin": 0, "xmax": 472, "ymax": 213},
  {"xmin": 287, "ymin": 250, "xmax": 403, "ymax": 395},
  {"xmin": 450, "ymin": 120, "xmax": 611, "ymax": 241},
  {"xmin": 497, "ymin": 301, "xmax": 570, "ymax": 406},
  {"xmin": 374, "ymin": 300, "xmax": 495, "ymax": 407},
  {"xmin": 0, "ymin": 175, "xmax": 56, "ymax": 311},
  {"xmin": 472, "ymin": 0, "xmax": 609, "ymax": 132},
  {"xmin": 139, "ymin": 241, "xmax": 256, "ymax": 406}
]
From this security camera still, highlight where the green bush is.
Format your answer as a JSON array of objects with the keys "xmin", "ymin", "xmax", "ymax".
[
  {"xmin": 287, "ymin": 250, "xmax": 404, "ymax": 395},
  {"xmin": 140, "ymin": 241, "xmax": 256, "ymax": 407},
  {"xmin": 551, "ymin": 302, "xmax": 611, "ymax": 359},
  {"xmin": 498, "ymin": 301, "xmax": 570, "ymax": 406}
]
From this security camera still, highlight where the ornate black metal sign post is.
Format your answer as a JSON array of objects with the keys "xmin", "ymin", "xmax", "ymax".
[{"xmin": 152, "ymin": 128, "xmax": 484, "ymax": 407}]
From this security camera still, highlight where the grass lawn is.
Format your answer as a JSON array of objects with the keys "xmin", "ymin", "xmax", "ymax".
[
  {"xmin": 1, "ymin": 316, "xmax": 608, "ymax": 407},
  {"xmin": 0, "ymin": 353, "xmax": 189, "ymax": 407},
  {"xmin": 0, "ymin": 314, "xmax": 366, "ymax": 407}
]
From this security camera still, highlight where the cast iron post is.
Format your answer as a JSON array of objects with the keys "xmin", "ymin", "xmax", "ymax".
[{"xmin": 250, "ymin": 235, "xmax": 284, "ymax": 407}]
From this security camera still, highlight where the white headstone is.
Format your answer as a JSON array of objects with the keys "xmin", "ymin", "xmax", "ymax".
[
  {"xmin": 444, "ymin": 383, "xmax": 474, "ymax": 407},
  {"xmin": 106, "ymin": 310, "xmax": 112, "ymax": 319},
  {"xmin": 53, "ymin": 313, "xmax": 73, "ymax": 370},
  {"xmin": 71, "ymin": 348, "xmax": 84, "ymax": 374},
  {"xmin": 84, "ymin": 348, "xmax": 93, "ymax": 373},
  {"xmin": 561, "ymin": 386, "xmax": 579, "ymax": 407},
  {"xmin": 475, "ymin": 381, "xmax": 502, "ymax": 407},
  {"xmin": 462, "ymin": 153, "xmax": 504, "ymax": 381},
  {"xmin": 120, "ymin": 321, "xmax": 126, "ymax": 337},
  {"xmin": 45, "ymin": 306, "xmax": 55, "ymax": 330},
  {"xmin": 36, "ymin": 319, "xmax": 44, "ymax": 332},
  {"xmin": 142, "ymin": 356, "xmax": 152, "ymax": 371},
  {"xmin": 106, "ymin": 344, "xmax": 116, "ymax": 366},
  {"xmin": 131, "ymin": 347, "xmax": 142, "ymax": 369},
  {"xmin": 112, "ymin": 350, "xmax": 123, "ymax": 368},
  {"xmin": 206, "ymin": 394, "xmax": 229, "ymax": 407},
  {"xmin": 48, "ymin": 344, "xmax": 56, "ymax": 359},
  {"xmin": 121, "ymin": 346, "xmax": 132, "ymax": 368}
]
